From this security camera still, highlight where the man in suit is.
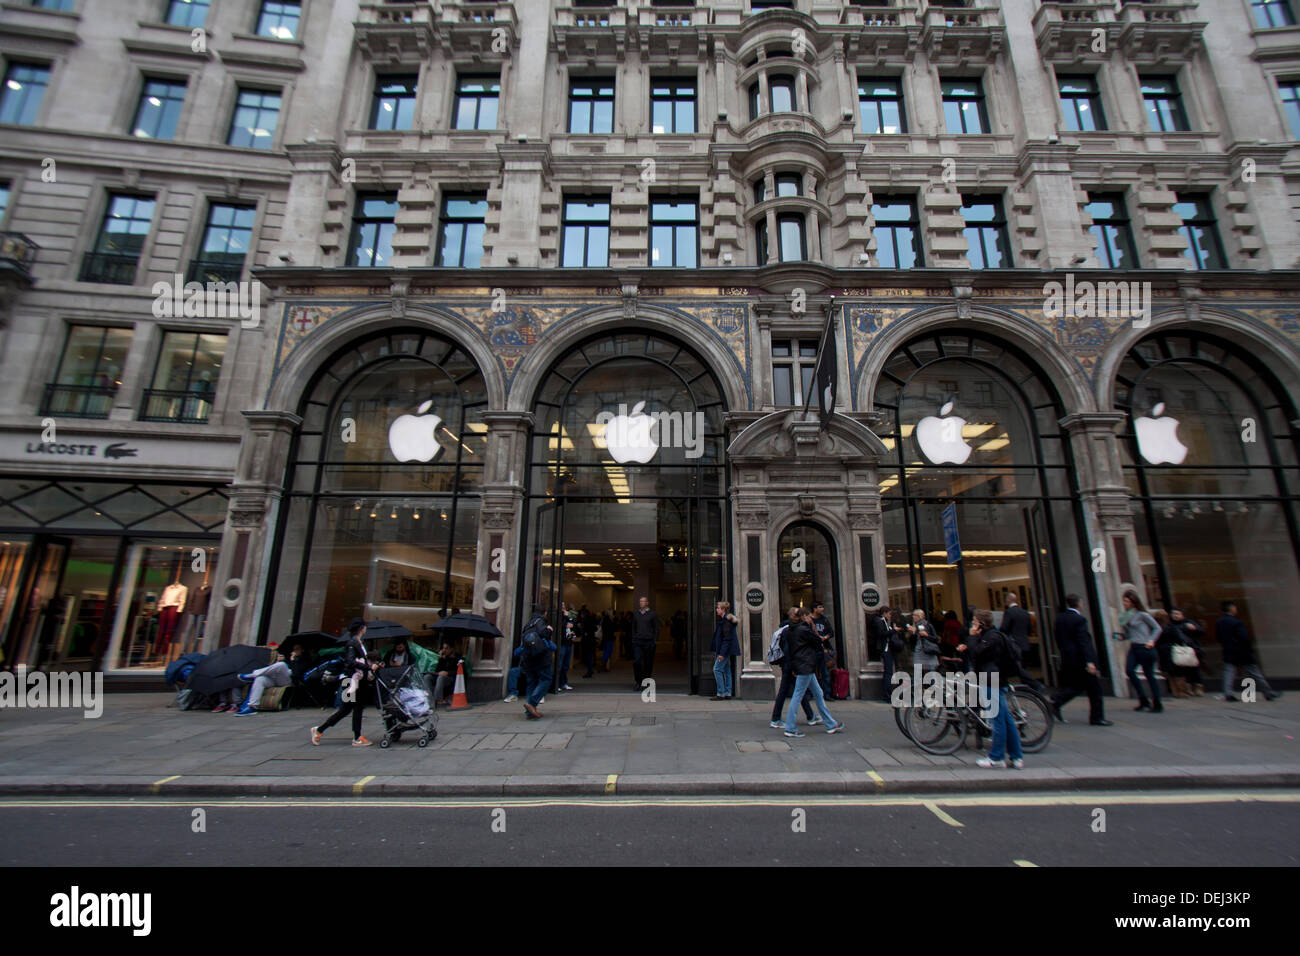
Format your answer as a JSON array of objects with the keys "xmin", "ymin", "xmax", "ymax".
[
  {"xmin": 1050, "ymin": 593, "xmax": 1111, "ymax": 726},
  {"xmin": 631, "ymin": 596, "xmax": 662, "ymax": 691},
  {"xmin": 1002, "ymin": 593, "xmax": 1033, "ymax": 655}
]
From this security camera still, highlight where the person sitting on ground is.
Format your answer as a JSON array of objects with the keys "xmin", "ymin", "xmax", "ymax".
[
  {"xmin": 382, "ymin": 639, "xmax": 416, "ymax": 669},
  {"xmin": 234, "ymin": 645, "xmax": 308, "ymax": 716},
  {"xmin": 432, "ymin": 642, "xmax": 461, "ymax": 706}
]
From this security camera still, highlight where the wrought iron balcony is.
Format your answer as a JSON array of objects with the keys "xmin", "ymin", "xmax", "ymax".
[
  {"xmin": 186, "ymin": 257, "xmax": 244, "ymax": 285},
  {"xmin": 40, "ymin": 383, "xmax": 116, "ymax": 419},
  {"xmin": 139, "ymin": 388, "xmax": 215, "ymax": 424},
  {"xmin": 78, "ymin": 252, "xmax": 140, "ymax": 285},
  {"xmin": 0, "ymin": 231, "xmax": 39, "ymax": 276}
]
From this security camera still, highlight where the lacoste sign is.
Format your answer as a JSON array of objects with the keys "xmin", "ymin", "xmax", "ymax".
[{"xmin": 23, "ymin": 441, "xmax": 139, "ymax": 459}]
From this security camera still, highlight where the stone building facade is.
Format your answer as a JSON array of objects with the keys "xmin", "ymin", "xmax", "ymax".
[{"xmin": 1, "ymin": 0, "xmax": 1298, "ymax": 697}]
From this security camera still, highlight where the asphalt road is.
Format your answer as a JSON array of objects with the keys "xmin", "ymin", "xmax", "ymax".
[{"xmin": 1, "ymin": 791, "xmax": 1297, "ymax": 867}]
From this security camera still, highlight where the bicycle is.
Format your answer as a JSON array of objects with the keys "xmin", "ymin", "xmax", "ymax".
[{"xmin": 901, "ymin": 673, "xmax": 1053, "ymax": 755}]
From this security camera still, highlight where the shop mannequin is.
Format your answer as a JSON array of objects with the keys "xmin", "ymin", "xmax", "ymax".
[{"xmin": 156, "ymin": 574, "xmax": 188, "ymax": 658}]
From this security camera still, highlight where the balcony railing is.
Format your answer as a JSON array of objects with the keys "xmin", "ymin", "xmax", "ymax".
[
  {"xmin": 78, "ymin": 252, "xmax": 140, "ymax": 285},
  {"xmin": 40, "ymin": 384, "xmax": 117, "ymax": 419},
  {"xmin": 186, "ymin": 258, "xmax": 244, "ymax": 284},
  {"xmin": 139, "ymin": 388, "xmax": 214, "ymax": 424},
  {"xmin": 0, "ymin": 232, "xmax": 39, "ymax": 275}
]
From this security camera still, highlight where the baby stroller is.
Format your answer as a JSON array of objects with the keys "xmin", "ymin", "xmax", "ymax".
[{"xmin": 374, "ymin": 664, "xmax": 438, "ymax": 749}]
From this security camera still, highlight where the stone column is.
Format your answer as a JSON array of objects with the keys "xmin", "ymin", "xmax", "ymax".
[
  {"xmin": 1061, "ymin": 412, "xmax": 1135, "ymax": 696},
  {"xmin": 490, "ymin": 142, "xmax": 552, "ymax": 267},
  {"xmin": 205, "ymin": 409, "xmax": 302, "ymax": 652},
  {"xmin": 467, "ymin": 411, "xmax": 533, "ymax": 700}
]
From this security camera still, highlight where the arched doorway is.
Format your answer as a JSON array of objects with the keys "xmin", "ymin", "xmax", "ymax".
[
  {"xmin": 519, "ymin": 329, "xmax": 729, "ymax": 694},
  {"xmin": 1115, "ymin": 328, "xmax": 1300, "ymax": 678},
  {"xmin": 872, "ymin": 329, "xmax": 1096, "ymax": 683},
  {"xmin": 260, "ymin": 328, "xmax": 488, "ymax": 641},
  {"xmin": 776, "ymin": 521, "xmax": 845, "ymax": 668}
]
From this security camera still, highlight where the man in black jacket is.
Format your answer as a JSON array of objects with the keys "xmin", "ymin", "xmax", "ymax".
[
  {"xmin": 1050, "ymin": 594, "xmax": 1110, "ymax": 726},
  {"xmin": 1217, "ymin": 602, "xmax": 1280, "ymax": 702},
  {"xmin": 1002, "ymin": 594, "xmax": 1033, "ymax": 655},
  {"xmin": 631, "ymin": 596, "xmax": 661, "ymax": 690},
  {"xmin": 782, "ymin": 608, "xmax": 844, "ymax": 737},
  {"xmin": 770, "ymin": 607, "xmax": 817, "ymax": 727}
]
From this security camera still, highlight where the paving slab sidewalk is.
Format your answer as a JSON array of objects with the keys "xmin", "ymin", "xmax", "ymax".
[{"xmin": 0, "ymin": 691, "xmax": 1295, "ymax": 796}]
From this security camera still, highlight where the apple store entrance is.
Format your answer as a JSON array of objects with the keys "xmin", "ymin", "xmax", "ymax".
[
  {"xmin": 873, "ymin": 330, "xmax": 1097, "ymax": 682},
  {"xmin": 520, "ymin": 330, "xmax": 729, "ymax": 695}
]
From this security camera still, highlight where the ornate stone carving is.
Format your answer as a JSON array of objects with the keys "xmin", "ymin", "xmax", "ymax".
[
  {"xmin": 736, "ymin": 511, "xmax": 770, "ymax": 531},
  {"xmin": 848, "ymin": 512, "xmax": 880, "ymax": 532},
  {"xmin": 481, "ymin": 511, "xmax": 515, "ymax": 531},
  {"xmin": 798, "ymin": 495, "xmax": 817, "ymax": 516},
  {"xmin": 230, "ymin": 510, "xmax": 265, "ymax": 529}
]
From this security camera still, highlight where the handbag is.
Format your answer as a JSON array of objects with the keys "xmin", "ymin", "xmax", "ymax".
[{"xmin": 1170, "ymin": 644, "xmax": 1198, "ymax": 668}]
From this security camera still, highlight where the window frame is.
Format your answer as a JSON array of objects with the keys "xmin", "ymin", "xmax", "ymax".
[
  {"xmin": 140, "ymin": 330, "xmax": 228, "ymax": 424},
  {"xmin": 1279, "ymin": 79, "xmax": 1300, "ymax": 139},
  {"xmin": 568, "ymin": 78, "xmax": 616, "ymax": 134},
  {"xmin": 0, "ymin": 60, "xmax": 52, "ymax": 126},
  {"xmin": 560, "ymin": 195, "xmax": 612, "ymax": 268},
  {"xmin": 43, "ymin": 324, "xmax": 133, "ymax": 419},
  {"xmin": 255, "ymin": 0, "xmax": 302, "ymax": 41},
  {"xmin": 648, "ymin": 196, "xmax": 699, "ymax": 268},
  {"xmin": 1057, "ymin": 73, "xmax": 1106, "ymax": 132},
  {"xmin": 1141, "ymin": 76, "xmax": 1190, "ymax": 133},
  {"xmin": 189, "ymin": 201, "xmax": 257, "ymax": 283},
  {"xmin": 452, "ymin": 75, "xmax": 501, "ymax": 131},
  {"xmin": 1173, "ymin": 193, "xmax": 1227, "ymax": 270},
  {"xmin": 1252, "ymin": 0, "xmax": 1297, "ymax": 29},
  {"xmin": 650, "ymin": 78, "xmax": 696, "ymax": 134},
  {"xmin": 165, "ymin": 0, "xmax": 209, "ymax": 28},
  {"xmin": 941, "ymin": 78, "xmax": 990, "ymax": 134},
  {"xmin": 226, "ymin": 86, "xmax": 283, "ymax": 149},
  {"xmin": 858, "ymin": 77, "xmax": 907, "ymax": 134},
  {"xmin": 436, "ymin": 192, "xmax": 489, "ymax": 268},
  {"xmin": 1084, "ymin": 192, "xmax": 1139, "ymax": 269},
  {"xmin": 960, "ymin": 195, "xmax": 1014, "ymax": 269},
  {"xmin": 131, "ymin": 75, "xmax": 188, "ymax": 140},
  {"xmin": 346, "ymin": 192, "xmax": 399, "ymax": 268},
  {"xmin": 871, "ymin": 195, "xmax": 924, "ymax": 268},
  {"xmin": 771, "ymin": 338, "xmax": 819, "ymax": 407}
]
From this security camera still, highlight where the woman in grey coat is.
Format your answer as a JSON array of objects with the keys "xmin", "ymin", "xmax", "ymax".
[{"xmin": 1116, "ymin": 591, "xmax": 1163, "ymax": 712}]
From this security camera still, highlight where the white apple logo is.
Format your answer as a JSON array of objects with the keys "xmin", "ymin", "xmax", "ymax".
[
  {"xmin": 1134, "ymin": 402, "xmax": 1188, "ymax": 465},
  {"xmin": 388, "ymin": 400, "xmax": 444, "ymax": 463},
  {"xmin": 602, "ymin": 401, "xmax": 658, "ymax": 464},
  {"xmin": 915, "ymin": 401, "xmax": 972, "ymax": 464}
]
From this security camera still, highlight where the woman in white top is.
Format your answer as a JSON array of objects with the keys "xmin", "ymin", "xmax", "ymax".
[{"xmin": 1117, "ymin": 591, "xmax": 1163, "ymax": 712}]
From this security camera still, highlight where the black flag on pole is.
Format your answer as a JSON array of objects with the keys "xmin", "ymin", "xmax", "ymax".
[{"xmin": 806, "ymin": 305, "xmax": 838, "ymax": 431}]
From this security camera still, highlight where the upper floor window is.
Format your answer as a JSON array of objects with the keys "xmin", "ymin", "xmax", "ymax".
[
  {"xmin": 569, "ymin": 80, "xmax": 614, "ymax": 134},
  {"xmin": 141, "ymin": 331, "xmax": 227, "ymax": 424},
  {"xmin": 1252, "ymin": 0, "xmax": 1296, "ymax": 28},
  {"xmin": 561, "ymin": 197, "xmax": 610, "ymax": 267},
  {"xmin": 859, "ymin": 79, "xmax": 906, "ymax": 134},
  {"xmin": 453, "ymin": 76, "xmax": 500, "ymax": 130},
  {"xmin": 1280, "ymin": 80, "xmax": 1300, "ymax": 139},
  {"xmin": 756, "ymin": 213, "xmax": 806, "ymax": 263},
  {"xmin": 1058, "ymin": 74, "xmax": 1105, "ymax": 132},
  {"xmin": 228, "ymin": 87, "xmax": 281, "ymax": 149},
  {"xmin": 79, "ymin": 193, "xmax": 156, "ymax": 284},
  {"xmin": 871, "ymin": 197, "xmax": 923, "ymax": 268},
  {"xmin": 132, "ymin": 77, "xmax": 187, "ymax": 140},
  {"xmin": 751, "ymin": 0, "xmax": 793, "ymax": 9},
  {"xmin": 1141, "ymin": 77, "xmax": 1189, "ymax": 132},
  {"xmin": 1173, "ymin": 194, "xmax": 1226, "ymax": 270},
  {"xmin": 437, "ymin": 193, "xmax": 488, "ymax": 267},
  {"xmin": 42, "ymin": 325, "xmax": 132, "ymax": 419},
  {"xmin": 371, "ymin": 74, "xmax": 418, "ymax": 131},
  {"xmin": 190, "ymin": 203, "xmax": 256, "ymax": 283},
  {"xmin": 256, "ymin": 0, "xmax": 301, "ymax": 40},
  {"xmin": 29, "ymin": 0, "xmax": 75, "ymax": 9},
  {"xmin": 749, "ymin": 75, "xmax": 797, "ymax": 120},
  {"xmin": 754, "ymin": 173, "xmax": 802, "ymax": 202},
  {"xmin": 649, "ymin": 197, "xmax": 698, "ymax": 267},
  {"xmin": 771, "ymin": 339, "xmax": 818, "ymax": 406},
  {"xmin": 347, "ymin": 192, "xmax": 398, "ymax": 267},
  {"xmin": 165, "ymin": 0, "xmax": 209, "ymax": 28},
  {"xmin": 0, "ymin": 181, "xmax": 10, "ymax": 223},
  {"xmin": 960, "ymin": 196, "xmax": 1012, "ymax": 269},
  {"xmin": 0, "ymin": 62, "xmax": 50, "ymax": 126},
  {"xmin": 1085, "ymin": 193, "xmax": 1139, "ymax": 269},
  {"xmin": 651, "ymin": 79, "xmax": 695, "ymax": 133},
  {"xmin": 942, "ymin": 79, "xmax": 989, "ymax": 134}
]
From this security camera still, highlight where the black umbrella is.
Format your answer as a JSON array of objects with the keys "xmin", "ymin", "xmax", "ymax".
[
  {"xmin": 277, "ymin": 630, "xmax": 343, "ymax": 656},
  {"xmin": 431, "ymin": 612, "xmax": 503, "ymax": 640},
  {"xmin": 185, "ymin": 644, "xmax": 273, "ymax": 695},
  {"xmin": 358, "ymin": 620, "xmax": 413, "ymax": 642}
]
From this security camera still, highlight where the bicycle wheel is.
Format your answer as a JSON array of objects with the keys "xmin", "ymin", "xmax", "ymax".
[
  {"xmin": 1009, "ymin": 687, "xmax": 1053, "ymax": 753},
  {"xmin": 905, "ymin": 706, "xmax": 966, "ymax": 755},
  {"xmin": 894, "ymin": 704, "xmax": 915, "ymax": 742}
]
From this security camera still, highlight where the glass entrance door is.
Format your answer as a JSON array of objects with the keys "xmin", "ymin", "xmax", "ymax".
[{"xmin": 11, "ymin": 536, "xmax": 71, "ymax": 670}]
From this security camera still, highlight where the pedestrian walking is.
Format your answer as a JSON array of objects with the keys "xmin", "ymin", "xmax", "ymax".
[
  {"xmin": 811, "ymin": 601, "xmax": 835, "ymax": 698},
  {"xmin": 631, "ymin": 596, "xmax": 661, "ymax": 690},
  {"xmin": 311, "ymin": 619, "xmax": 378, "ymax": 746},
  {"xmin": 518, "ymin": 609, "xmax": 557, "ymax": 719},
  {"xmin": 783, "ymin": 608, "xmax": 843, "ymax": 738},
  {"xmin": 769, "ymin": 606, "xmax": 817, "ymax": 727},
  {"xmin": 555, "ymin": 604, "xmax": 576, "ymax": 692},
  {"xmin": 1216, "ymin": 601, "xmax": 1281, "ymax": 702},
  {"xmin": 909, "ymin": 608, "xmax": 941, "ymax": 673},
  {"xmin": 969, "ymin": 609, "xmax": 1023, "ymax": 769},
  {"xmin": 868, "ymin": 606, "xmax": 897, "ymax": 702},
  {"xmin": 1115, "ymin": 591, "xmax": 1163, "ymax": 712},
  {"xmin": 709, "ymin": 601, "xmax": 741, "ymax": 700},
  {"xmin": 1050, "ymin": 593, "xmax": 1110, "ymax": 726},
  {"xmin": 1169, "ymin": 607, "xmax": 1204, "ymax": 696}
]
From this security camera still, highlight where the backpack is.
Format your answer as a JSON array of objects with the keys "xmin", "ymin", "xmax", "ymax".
[
  {"xmin": 766, "ymin": 625, "xmax": 788, "ymax": 664},
  {"xmin": 521, "ymin": 620, "xmax": 551, "ymax": 667}
]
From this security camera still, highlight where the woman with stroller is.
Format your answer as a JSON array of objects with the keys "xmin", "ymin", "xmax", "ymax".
[{"xmin": 311, "ymin": 619, "xmax": 379, "ymax": 747}]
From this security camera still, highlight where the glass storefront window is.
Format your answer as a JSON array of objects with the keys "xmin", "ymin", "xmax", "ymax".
[{"xmin": 108, "ymin": 541, "xmax": 218, "ymax": 671}]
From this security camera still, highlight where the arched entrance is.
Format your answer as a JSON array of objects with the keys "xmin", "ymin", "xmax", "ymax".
[
  {"xmin": 519, "ymin": 329, "xmax": 729, "ymax": 694},
  {"xmin": 776, "ymin": 520, "xmax": 845, "ymax": 668},
  {"xmin": 872, "ymin": 328, "xmax": 1096, "ymax": 683},
  {"xmin": 1114, "ymin": 328, "xmax": 1300, "ymax": 678},
  {"xmin": 259, "ymin": 328, "xmax": 488, "ymax": 641}
]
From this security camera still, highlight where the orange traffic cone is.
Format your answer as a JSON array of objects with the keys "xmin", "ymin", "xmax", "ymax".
[{"xmin": 450, "ymin": 660, "xmax": 470, "ymax": 710}]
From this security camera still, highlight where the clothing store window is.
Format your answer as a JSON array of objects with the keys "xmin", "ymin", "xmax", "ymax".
[{"xmin": 108, "ymin": 542, "xmax": 218, "ymax": 670}]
